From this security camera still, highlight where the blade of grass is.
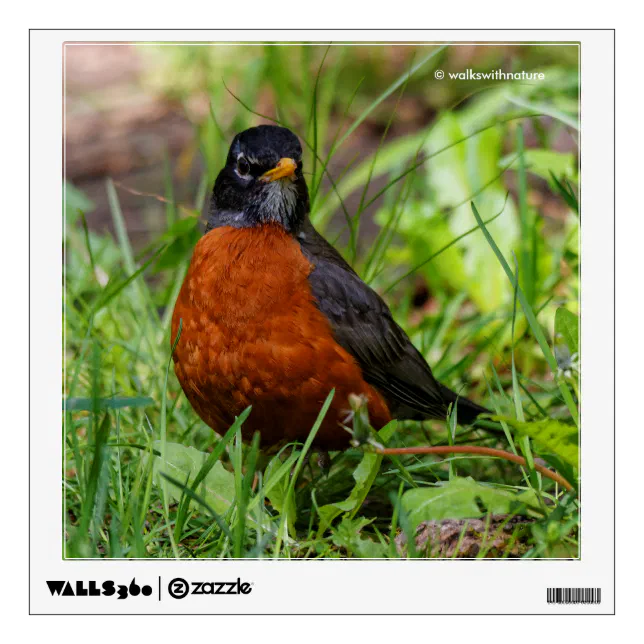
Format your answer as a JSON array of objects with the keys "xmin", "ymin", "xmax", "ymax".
[
  {"xmin": 510, "ymin": 254, "xmax": 542, "ymax": 497},
  {"xmin": 161, "ymin": 472, "xmax": 233, "ymax": 542},
  {"xmin": 334, "ymin": 45, "xmax": 447, "ymax": 150},
  {"xmin": 355, "ymin": 113, "xmax": 539, "ymax": 219},
  {"xmin": 76, "ymin": 412, "xmax": 111, "ymax": 545},
  {"xmin": 273, "ymin": 389, "xmax": 335, "ymax": 557},
  {"xmin": 91, "ymin": 244, "xmax": 166, "ymax": 315},
  {"xmin": 163, "ymin": 147, "xmax": 177, "ymax": 229},
  {"xmin": 308, "ymin": 45, "xmax": 331, "ymax": 196},
  {"xmin": 78, "ymin": 209, "xmax": 97, "ymax": 279},
  {"xmin": 311, "ymin": 75, "xmax": 366, "ymax": 204},
  {"xmin": 384, "ymin": 211, "xmax": 503, "ymax": 293},
  {"xmin": 470, "ymin": 201, "xmax": 579, "ymax": 426},
  {"xmin": 159, "ymin": 320, "xmax": 183, "ymax": 559},
  {"xmin": 233, "ymin": 431, "xmax": 261, "ymax": 557},
  {"xmin": 173, "ymin": 407, "xmax": 250, "ymax": 541},
  {"xmin": 351, "ymin": 53, "xmax": 416, "ymax": 264},
  {"xmin": 515, "ymin": 124, "xmax": 537, "ymax": 307}
]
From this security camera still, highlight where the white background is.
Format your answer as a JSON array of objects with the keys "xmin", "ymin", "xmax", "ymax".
[{"xmin": 2, "ymin": 5, "xmax": 639, "ymax": 638}]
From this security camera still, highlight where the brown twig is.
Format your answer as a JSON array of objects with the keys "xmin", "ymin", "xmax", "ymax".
[
  {"xmin": 112, "ymin": 181, "xmax": 203, "ymax": 220},
  {"xmin": 377, "ymin": 445, "xmax": 574, "ymax": 493}
]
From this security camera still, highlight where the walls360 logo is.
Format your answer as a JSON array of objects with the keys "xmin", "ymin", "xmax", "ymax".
[
  {"xmin": 46, "ymin": 578, "xmax": 153, "ymax": 599},
  {"xmin": 168, "ymin": 577, "xmax": 253, "ymax": 599}
]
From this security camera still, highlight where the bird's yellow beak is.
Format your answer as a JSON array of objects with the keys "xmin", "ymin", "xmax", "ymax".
[{"xmin": 260, "ymin": 158, "xmax": 297, "ymax": 182}]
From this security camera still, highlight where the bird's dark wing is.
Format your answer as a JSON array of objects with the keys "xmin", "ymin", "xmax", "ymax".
[{"xmin": 297, "ymin": 219, "xmax": 447, "ymax": 420}]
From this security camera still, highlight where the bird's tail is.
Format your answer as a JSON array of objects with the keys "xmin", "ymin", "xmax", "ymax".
[{"xmin": 439, "ymin": 384, "xmax": 490, "ymax": 425}]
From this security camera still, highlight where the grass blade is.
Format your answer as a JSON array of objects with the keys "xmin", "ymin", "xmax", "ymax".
[
  {"xmin": 334, "ymin": 46, "xmax": 446, "ymax": 149},
  {"xmin": 272, "ymin": 389, "xmax": 335, "ymax": 557},
  {"xmin": 470, "ymin": 201, "xmax": 579, "ymax": 426}
]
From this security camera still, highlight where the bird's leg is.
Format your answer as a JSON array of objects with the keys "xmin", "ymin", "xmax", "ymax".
[
  {"xmin": 346, "ymin": 393, "xmax": 379, "ymax": 448},
  {"xmin": 317, "ymin": 451, "xmax": 331, "ymax": 478}
]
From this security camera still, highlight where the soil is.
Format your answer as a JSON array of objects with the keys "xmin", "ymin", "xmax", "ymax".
[{"xmin": 395, "ymin": 515, "xmax": 535, "ymax": 558}]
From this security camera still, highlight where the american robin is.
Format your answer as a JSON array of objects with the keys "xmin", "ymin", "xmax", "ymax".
[{"xmin": 171, "ymin": 125, "xmax": 488, "ymax": 451}]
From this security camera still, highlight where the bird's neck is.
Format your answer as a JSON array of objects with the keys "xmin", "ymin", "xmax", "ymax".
[{"xmin": 206, "ymin": 199, "xmax": 308, "ymax": 236}]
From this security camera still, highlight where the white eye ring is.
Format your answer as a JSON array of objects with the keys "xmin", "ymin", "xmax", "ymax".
[{"xmin": 236, "ymin": 157, "xmax": 251, "ymax": 177}]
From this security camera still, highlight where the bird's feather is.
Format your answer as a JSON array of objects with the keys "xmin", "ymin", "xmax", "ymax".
[{"xmin": 298, "ymin": 219, "xmax": 450, "ymax": 421}]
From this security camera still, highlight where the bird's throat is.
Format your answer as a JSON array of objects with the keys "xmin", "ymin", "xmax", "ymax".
[{"xmin": 207, "ymin": 179, "xmax": 305, "ymax": 234}]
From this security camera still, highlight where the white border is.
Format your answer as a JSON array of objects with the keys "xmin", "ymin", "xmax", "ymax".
[{"xmin": 30, "ymin": 29, "xmax": 614, "ymax": 615}]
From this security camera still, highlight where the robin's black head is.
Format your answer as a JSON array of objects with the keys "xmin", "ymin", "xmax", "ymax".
[{"xmin": 207, "ymin": 125, "xmax": 309, "ymax": 234}]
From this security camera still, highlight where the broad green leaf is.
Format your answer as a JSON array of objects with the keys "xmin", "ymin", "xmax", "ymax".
[
  {"xmin": 262, "ymin": 450, "xmax": 300, "ymax": 526},
  {"xmin": 538, "ymin": 452, "xmax": 578, "ymax": 494},
  {"xmin": 504, "ymin": 94, "xmax": 579, "ymax": 130},
  {"xmin": 385, "ymin": 113, "xmax": 518, "ymax": 313},
  {"xmin": 173, "ymin": 410, "xmax": 248, "ymax": 541},
  {"xmin": 500, "ymin": 149, "xmax": 575, "ymax": 182},
  {"xmin": 153, "ymin": 219, "xmax": 200, "ymax": 272},
  {"xmin": 382, "ymin": 202, "xmax": 469, "ymax": 294},
  {"xmin": 424, "ymin": 115, "xmax": 518, "ymax": 312},
  {"xmin": 160, "ymin": 215, "xmax": 201, "ymax": 238},
  {"xmin": 555, "ymin": 307, "xmax": 579, "ymax": 356},
  {"xmin": 402, "ymin": 476, "xmax": 541, "ymax": 528},
  {"xmin": 150, "ymin": 441, "xmax": 235, "ymax": 515},
  {"xmin": 317, "ymin": 421, "xmax": 398, "ymax": 535},
  {"xmin": 330, "ymin": 517, "xmax": 387, "ymax": 558},
  {"xmin": 500, "ymin": 418, "xmax": 579, "ymax": 468}
]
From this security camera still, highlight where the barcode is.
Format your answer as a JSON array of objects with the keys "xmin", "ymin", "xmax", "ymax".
[{"xmin": 547, "ymin": 588, "xmax": 601, "ymax": 604}]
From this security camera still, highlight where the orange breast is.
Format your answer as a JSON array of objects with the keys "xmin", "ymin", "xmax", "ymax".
[{"xmin": 171, "ymin": 224, "xmax": 391, "ymax": 450}]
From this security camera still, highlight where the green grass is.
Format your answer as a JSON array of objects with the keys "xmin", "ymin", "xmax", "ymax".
[{"xmin": 64, "ymin": 43, "xmax": 580, "ymax": 559}]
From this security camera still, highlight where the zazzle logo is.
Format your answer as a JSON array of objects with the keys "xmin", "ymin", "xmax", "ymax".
[{"xmin": 167, "ymin": 577, "xmax": 253, "ymax": 599}]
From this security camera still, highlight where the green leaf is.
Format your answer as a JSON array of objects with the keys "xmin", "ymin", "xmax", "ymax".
[
  {"xmin": 549, "ymin": 171, "xmax": 579, "ymax": 214},
  {"xmin": 504, "ymin": 94, "xmax": 579, "ymax": 130},
  {"xmin": 402, "ymin": 476, "xmax": 541, "ymax": 528},
  {"xmin": 470, "ymin": 201, "xmax": 579, "ymax": 426},
  {"xmin": 555, "ymin": 307, "xmax": 579, "ymax": 356},
  {"xmin": 174, "ymin": 409, "xmax": 249, "ymax": 540},
  {"xmin": 260, "ymin": 450, "xmax": 300, "ymax": 526},
  {"xmin": 498, "ymin": 417, "xmax": 579, "ymax": 468},
  {"xmin": 273, "ymin": 389, "xmax": 336, "ymax": 554},
  {"xmin": 150, "ymin": 441, "xmax": 235, "ymax": 515},
  {"xmin": 500, "ymin": 149, "xmax": 575, "ymax": 182},
  {"xmin": 317, "ymin": 421, "xmax": 398, "ymax": 535},
  {"xmin": 153, "ymin": 216, "xmax": 201, "ymax": 272},
  {"xmin": 330, "ymin": 517, "xmax": 387, "ymax": 558},
  {"xmin": 538, "ymin": 453, "xmax": 578, "ymax": 494},
  {"xmin": 77, "ymin": 412, "xmax": 112, "ymax": 538},
  {"xmin": 386, "ymin": 113, "xmax": 518, "ymax": 313}
]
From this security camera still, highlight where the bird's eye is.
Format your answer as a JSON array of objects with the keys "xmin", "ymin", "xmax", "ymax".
[{"xmin": 237, "ymin": 157, "xmax": 250, "ymax": 176}]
